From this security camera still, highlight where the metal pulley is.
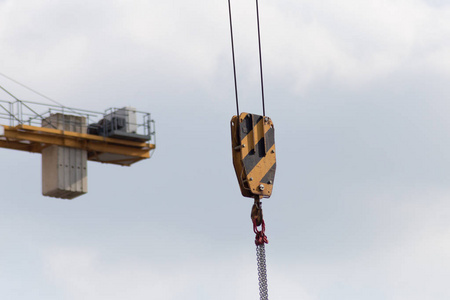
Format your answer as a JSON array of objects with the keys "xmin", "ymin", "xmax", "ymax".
[{"xmin": 231, "ymin": 112, "xmax": 276, "ymax": 199}]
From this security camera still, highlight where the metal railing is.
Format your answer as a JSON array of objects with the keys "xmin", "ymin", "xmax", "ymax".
[{"xmin": 0, "ymin": 99, "xmax": 155, "ymax": 141}]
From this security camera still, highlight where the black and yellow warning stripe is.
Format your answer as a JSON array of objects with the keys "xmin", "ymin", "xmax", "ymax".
[{"xmin": 231, "ymin": 112, "xmax": 276, "ymax": 198}]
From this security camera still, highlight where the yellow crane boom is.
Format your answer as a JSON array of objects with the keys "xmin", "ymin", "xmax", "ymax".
[{"xmin": 0, "ymin": 124, "xmax": 154, "ymax": 166}]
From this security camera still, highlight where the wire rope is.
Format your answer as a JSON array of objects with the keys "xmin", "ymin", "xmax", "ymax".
[
  {"xmin": 227, "ymin": 0, "xmax": 267, "ymax": 117},
  {"xmin": 227, "ymin": 1, "xmax": 271, "ymax": 299},
  {"xmin": 255, "ymin": 0, "xmax": 266, "ymax": 116},
  {"xmin": 0, "ymin": 72, "xmax": 65, "ymax": 107},
  {"xmin": 227, "ymin": 0, "xmax": 240, "ymax": 117},
  {"xmin": 0, "ymin": 84, "xmax": 57, "ymax": 128},
  {"xmin": 0, "ymin": 72, "xmax": 81, "ymax": 117},
  {"xmin": 0, "ymin": 84, "xmax": 20, "ymax": 102}
]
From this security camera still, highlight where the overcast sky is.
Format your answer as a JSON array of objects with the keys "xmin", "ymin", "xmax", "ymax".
[{"xmin": 2, "ymin": 0, "xmax": 450, "ymax": 299}]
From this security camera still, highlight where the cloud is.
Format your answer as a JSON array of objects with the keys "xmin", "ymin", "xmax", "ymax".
[
  {"xmin": 2, "ymin": 0, "xmax": 450, "ymax": 102},
  {"xmin": 2, "ymin": 1, "xmax": 450, "ymax": 299},
  {"xmin": 268, "ymin": 186, "xmax": 450, "ymax": 299},
  {"xmin": 42, "ymin": 246, "xmax": 307, "ymax": 300},
  {"xmin": 43, "ymin": 247, "xmax": 191, "ymax": 299},
  {"xmin": 256, "ymin": 0, "xmax": 450, "ymax": 93}
]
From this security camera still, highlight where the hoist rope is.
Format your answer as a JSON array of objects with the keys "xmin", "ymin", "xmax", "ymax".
[
  {"xmin": 227, "ymin": 0, "xmax": 240, "ymax": 117},
  {"xmin": 227, "ymin": 1, "xmax": 270, "ymax": 299},
  {"xmin": 227, "ymin": 0, "xmax": 267, "ymax": 117},
  {"xmin": 255, "ymin": 0, "xmax": 266, "ymax": 117}
]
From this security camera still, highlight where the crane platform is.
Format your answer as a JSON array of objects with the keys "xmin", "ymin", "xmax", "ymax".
[
  {"xmin": 0, "ymin": 99, "xmax": 155, "ymax": 166},
  {"xmin": 0, "ymin": 124, "xmax": 154, "ymax": 166}
]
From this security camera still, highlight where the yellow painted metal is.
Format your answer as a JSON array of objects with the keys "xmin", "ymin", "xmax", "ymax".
[
  {"xmin": 0, "ymin": 124, "xmax": 155, "ymax": 166},
  {"xmin": 231, "ymin": 113, "xmax": 276, "ymax": 198},
  {"xmin": 231, "ymin": 115, "xmax": 253, "ymax": 198}
]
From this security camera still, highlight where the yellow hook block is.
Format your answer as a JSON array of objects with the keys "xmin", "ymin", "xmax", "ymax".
[{"xmin": 231, "ymin": 112, "xmax": 276, "ymax": 199}]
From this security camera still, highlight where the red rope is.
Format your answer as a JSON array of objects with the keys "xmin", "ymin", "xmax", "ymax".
[{"xmin": 253, "ymin": 218, "xmax": 268, "ymax": 246}]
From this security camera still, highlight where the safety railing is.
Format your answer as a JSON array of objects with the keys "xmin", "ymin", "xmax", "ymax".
[{"xmin": 0, "ymin": 99, "xmax": 155, "ymax": 142}]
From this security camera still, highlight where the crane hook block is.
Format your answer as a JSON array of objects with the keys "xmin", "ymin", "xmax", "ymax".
[{"xmin": 231, "ymin": 112, "xmax": 276, "ymax": 198}]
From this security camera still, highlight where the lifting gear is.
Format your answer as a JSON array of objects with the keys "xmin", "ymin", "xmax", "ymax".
[
  {"xmin": 253, "ymin": 198, "xmax": 269, "ymax": 300},
  {"xmin": 227, "ymin": 0, "xmax": 274, "ymax": 299},
  {"xmin": 231, "ymin": 114, "xmax": 274, "ymax": 300},
  {"xmin": 231, "ymin": 113, "xmax": 276, "ymax": 199}
]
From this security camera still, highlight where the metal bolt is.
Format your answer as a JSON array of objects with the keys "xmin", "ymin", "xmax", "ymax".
[
  {"xmin": 259, "ymin": 184, "xmax": 265, "ymax": 191},
  {"xmin": 242, "ymin": 144, "xmax": 246, "ymax": 148},
  {"xmin": 271, "ymin": 149, "xmax": 275, "ymax": 154},
  {"xmin": 268, "ymin": 180, "xmax": 273, "ymax": 184},
  {"xmin": 249, "ymin": 177, "xmax": 253, "ymax": 181}
]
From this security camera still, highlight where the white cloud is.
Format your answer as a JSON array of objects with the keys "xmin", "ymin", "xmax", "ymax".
[
  {"xmin": 2, "ymin": 0, "xmax": 450, "ymax": 99},
  {"xmin": 43, "ymin": 246, "xmax": 302, "ymax": 300},
  {"xmin": 43, "ymin": 247, "xmax": 181, "ymax": 299},
  {"xmin": 2, "ymin": 1, "xmax": 450, "ymax": 299},
  {"xmin": 257, "ymin": 0, "xmax": 450, "ymax": 92}
]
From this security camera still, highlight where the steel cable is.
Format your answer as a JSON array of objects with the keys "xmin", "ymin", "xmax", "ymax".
[
  {"xmin": 255, "ymin": 0, "xmax": 266, "ymax": 116},
  {"xmin": 228, "ymin": 1, "xmax": 271, "ymax": 299},
  {"xmin": 227, "ymin": 0, "xmax": 267, "ymax": 117},
  {"xmin": 227, "ymin": 0, "xmax": 240, "ymax": 117}
]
